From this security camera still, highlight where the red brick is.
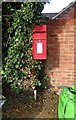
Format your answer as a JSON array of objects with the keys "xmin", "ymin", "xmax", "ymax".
[{"xmin": 46, "ymin": 5, "xmax": 76, "ymax": 92}]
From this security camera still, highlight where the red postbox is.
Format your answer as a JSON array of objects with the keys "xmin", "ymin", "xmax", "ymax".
[{"xmin": 32, "ymin": 25, "xmax": 47, "ymax": 60}]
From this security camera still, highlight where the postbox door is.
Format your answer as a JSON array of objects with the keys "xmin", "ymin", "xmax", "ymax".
[{"xmin": 32, "ymin": 39, "xmax": 46, "ymax": 60}]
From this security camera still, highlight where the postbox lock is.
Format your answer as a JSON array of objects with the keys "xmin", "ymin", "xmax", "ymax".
[{"xmin": 38, "ymin": 40, "xmax": 41, "ymax": 42}]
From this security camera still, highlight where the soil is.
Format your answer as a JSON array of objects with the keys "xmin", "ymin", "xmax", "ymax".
[{"xmin": 2, "ymin": 84, "xmax": 59, "ymax": 119}]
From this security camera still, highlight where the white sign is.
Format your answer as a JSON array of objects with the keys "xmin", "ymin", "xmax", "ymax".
[{"xmin": 37, "ymin": 42, "xmax": 43, "ymax": 54}]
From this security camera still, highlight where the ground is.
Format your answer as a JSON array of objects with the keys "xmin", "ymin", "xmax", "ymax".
[{"xmin": 2, "ymin": 84, "xmax": 59, "ymax": 119}]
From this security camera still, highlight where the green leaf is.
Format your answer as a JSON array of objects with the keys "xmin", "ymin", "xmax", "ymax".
[{"xmin": 2, "ymin": 2, "xmax": 49, "ymax": 93}]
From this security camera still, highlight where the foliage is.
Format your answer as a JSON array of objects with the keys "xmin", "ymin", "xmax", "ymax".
[
  {"xmin": 2, "ymin": 2, "xmax": 49, "ymax": 93},
  {"xmin": 2, "ymin": 2, "xmax": 22, "ymax": 61}
]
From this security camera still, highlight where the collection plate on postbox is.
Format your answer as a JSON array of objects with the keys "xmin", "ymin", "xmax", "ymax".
[{"xmin": 32, "ymin": 25, "xmax": 47, "ymax": 60}]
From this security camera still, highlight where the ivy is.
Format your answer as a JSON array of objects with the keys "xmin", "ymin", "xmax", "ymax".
[{"xmin": 2, "ymin": 2, "xmax": 49, "ymax": 93}]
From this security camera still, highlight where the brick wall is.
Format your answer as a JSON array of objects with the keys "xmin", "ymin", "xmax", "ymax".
[{"xmin": 46, "ymin": 11, "xmax": 76, "ymax": 92}]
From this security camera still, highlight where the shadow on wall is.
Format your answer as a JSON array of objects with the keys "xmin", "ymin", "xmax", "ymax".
[
  {"xmin": 44, "ymin": 19, "xmax": 69, "ymax": 91},
  {"xmin": 46, "ymin": 19, "xmax": 67, "ymax": 73}
]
